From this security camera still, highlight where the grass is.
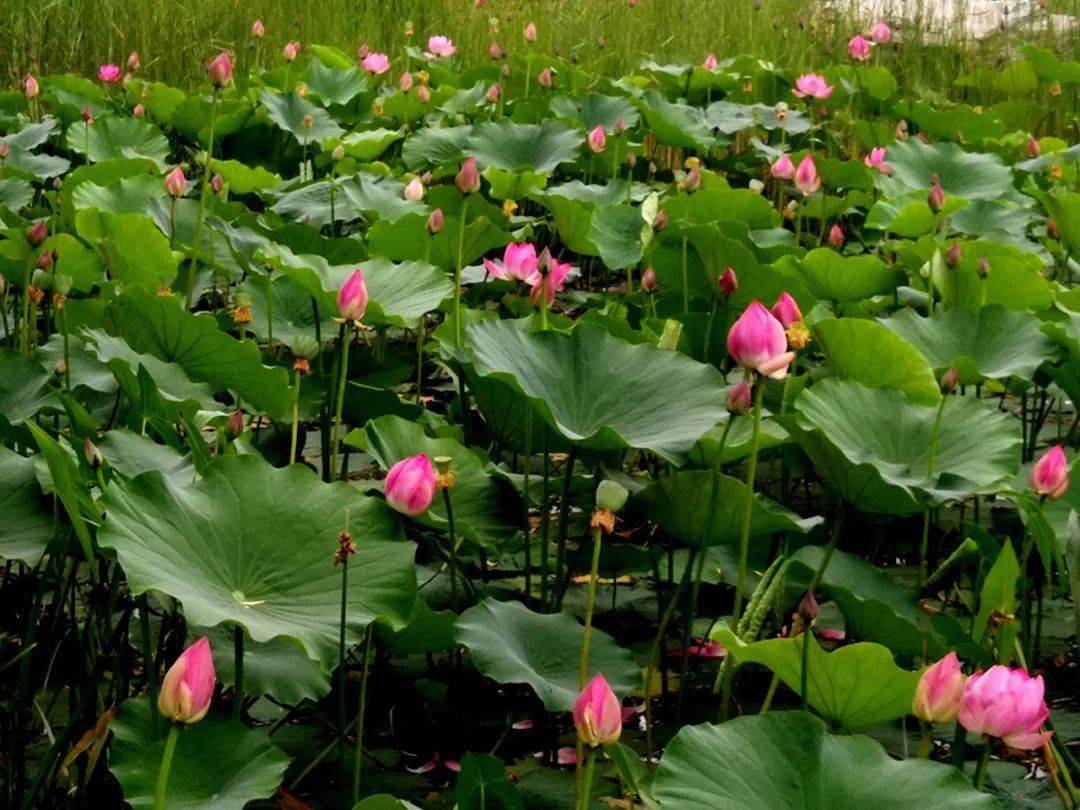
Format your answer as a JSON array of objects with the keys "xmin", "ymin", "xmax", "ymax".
[{"xmin": 1, "ymin": 0, "xmax": 1078, "ymax": 93}]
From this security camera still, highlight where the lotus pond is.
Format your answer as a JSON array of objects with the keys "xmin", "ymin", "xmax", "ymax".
[{"xmin": 2, "ymin": 17, "xmax": 1080, "ymax": 810}]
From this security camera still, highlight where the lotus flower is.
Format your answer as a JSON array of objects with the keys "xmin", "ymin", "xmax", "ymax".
[
  {"xmin": 641, "ymin": 266, "xmax": 659, "ymax": 293},
  {"xmin": 385, "ymin": 454, "xmax": 436, "ymax": 515},
  {"xmin": 726, "ymin": 379, "xmax": 752, "ymax": 414},
  {"xmin": 872, "ymin": 20, "xmax": 891, "ymax": 42},
  {"xmin": 573, "ymin": 674, "xmax": 622, "ymax": 747},
  {"xmin": 770, "ymin": 154, "xmax": 795, "ymax": 180},
  {"xmin": 958, "ymin": 665, "xmax": 1053, "ymax": 750},
  {"xmin": 337, "ymin": 268, "xmax": 368, "ymax": 322},
  {"xmin": 98, "ymin": 64, "xmax": 121, "ymax": 83},
  {"xmin": 427, "ymin": 35, "xmax": 457, "ymax": 59},
  {"xmin": 717, "ymin": 267, "xmax": 738, "ymax": 296},
  {"xmin": 848, "ymin": 35, "xmax": 873, "ymax": 62},
  {"xmin": 486, "ymin": 84, "xmax": 501, "ymax": 103},
  {"xmin": 207, "ymin": 51, "xmax": 233, "ymax": 87},
  {"xmin": 399, "ymin": 71, "xmax": 414, "ymax": 92},
  {"xmin": 792, "ymin": 73, "xmax": 833, "ymax": 100},
  {"xmin": 587, "ymin": 125, "xmax": 607, "ymax": 154},
  {"xmin": 529, "ymin": 250, "xmax": 571, "ymax": 307},
  {"xmin": 426, "ymin": 208, "xmax": 444, "ymax": 234},
  {"xmin": 524, "ymin": 22, "xmax": 537, "ymax": 42},
  {"xmin": 828, "ymin": 223, "xmax": 844, "ymax": 247},
  {"xmin": 913, "ymin": 652, "xmax": 966, "ymax": 724},
  {"xmin": 456, "ymin": 157, "xmax": 480, "ymax": 194},
  {"xmin": 771, "ymin": 293, "xmax": 802, "ymax": 327},
  {"xmin": 158, "ymin": 637, "xmax": 216, "ymax": 724},
  {"xmin": 251, "ymin": 19, "xmax": 265, "ymax": 38},
  {"xmin": 794, "ymin": 155, "xmax": 820, "ymax": 195},
  {"xmin": 27, "ymin": 220, "xmax": 48, "ymax": 247},
  {"xmin": 703, "ymin": 52, "xmax": 718, "ymax": 71},
  {"xmin": 164, "ymin": 167, "xmax": 186, "ymax": 198},
  {"xmin": 283, "ymin": 41, "xmax": 301, "ymax": 62},
  {"xmin": 127, "ymin": 51, "xmax": 140, "ymax": 71},
  {"xmin": 484, "ymin": 243, "xmax": 539, "ymax": 283},
  {"xmin": 1026, "ymin": 138, "xmax": 1041, "ymax": 159},
  {"xmin": 727, "ymin": 301, "xmax": 795, "ymax": 379},
  {"xmin": 24, "ymin": 74, "xmax": 39, "ymax": 99},
  {"xmin": 404, "ymin": 177, "xmax": 424, "ymax": 201},
  {"xmin": 864, "ymin": 147, "xmax": 892, "ymax": 174},
  {"xmin": 1030, "ymin": 445, "xmax": 1069, "ymax": 499},
  {"xmin": 489, "ymin": 41, "xmax": 503, "ymax": 60},
  {"xmin": 927, "ymin": 182, "xmax": 946, "ymax": 212},
  {"xmin": 362, "ymin": 52, "xmax": 390, "ymax": 75}
]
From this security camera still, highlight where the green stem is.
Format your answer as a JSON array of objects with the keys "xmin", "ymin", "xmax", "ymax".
[
  {"xmin": 540, "ymin": 430, "xmax": 552, "ymax": 608},
  {"xmin": 919, "ymin": 396, "xmax": 949, "ymax": 589},
  {"xmin": 442, "ymin": 488, "xmax": 459, "ymax": 612},
  {"xmin": 153, "ymin": 724, "xmax": 181, "ymax": 810},
  {"xmin": 330, "ymin": 324, "xmax": 350, "ymax": 481},
  {"xmin": 523, "ymin": 411, "xmax": 533, "ymax": 606},
  {"xmin": 680, "ymin": 235, "xmax": 689, "ymax": 313},
  {"xmin": 918, "ymin": 724, "xmax": 932, "ymax": 759},
  {"xmin": 338, "ymin": 553, "xmax": 349, "ymax": 768},
  {"xmin": 578, "ymin": 747, "xmax": 596, "ymax": 810},
  {"xmin": 579, "ymin": 526, "xmax": 603, "ymax": 690},
  {"xmin": 352, "ymin": 624, "xmax": 374, "ymax": 805},
  {"xmin": 60, "ymin": 306, "xmax": 70, "ymax": 390},
  {"xmin": 731, "ymin": 381, "xmax": 764, "ymax": 624},
  {"xmin": 289, "ymin": 371, "xmax": 302, "ymax": 464},
  {"xmin": 973, "ymin": 736, "xmax": 991, "ymax": 791},
  {"xmin": 453, "ymin": 200, "xmax": 468, "ymax": 346},
  {"xmin": 184, "ymin": 89, "xmax": 218, "ymax": 310},
  {"xmin": 233, "ymin": 626, "xmax": 243, "ymax": 721},
  {"xmin": 799, "ymin": 628, "xmax": 811, "ymax": 708}
]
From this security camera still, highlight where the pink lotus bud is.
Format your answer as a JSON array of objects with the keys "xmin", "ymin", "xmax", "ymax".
[
  {"xmin": 771, "ymin": 292, "xmax": 802, "ymax": 327},
  {"xmin": 427, "ymin": 35, "xmax": 456, "ymax": 59},
  {"xmin": 133, "ymin": 103, "xmax": 146, "ymax": 117},
  {"xmin": 456, "ymin": 157, "xmax": 480, "ymax": 194},
  {"xmin": 0, "ymin": 142, "xmax": 9, "ymax": 160},
  {"xmin": 486, "ymin": 83, "xmax": 502, "ymax": 104},
  {"xmin": 726, "ymin": 379, "xmax": 752, "ymax": 414},
  {"xmin": 337, "ymin": 268, "xmax": 368, "ymax": 322},
  {"xmin": 681, "ymin": 166, "xmax": 701, "ymax": 192},
  {"xmin": 871, "ymin": 19, "xmax": 891, "ymax": 43},
  {"xmin": 82, "ymin": 106, "xmax": 94, "ymax": 125},
  {"xmin": 399, "ymin": 71, "xmax": 414, "ymax": 92},
  {"xmin": 36, "ymin": 250, "xmax": 54, "ymax": 271},
  {"xmin": 1026, "ymin": 138, "xmax": 1041, "ymax": 158},
  {"xmin": 529, "ymin": 250, "xmax": 570, "ymax": 307},
  {"xmin": 84, "ymin": 437, "xmax": 103, "ymax": 468},
  {"xmin": 426, "ymin": 208, "xmax": 445, "ymax": 234},
  {"xmin": 792, "ymin": 73, "xmax": 833, "ymax": 100},
  {"xmin": 1030, "ymin": 445, "xmax": 1069, "ymax": 499},
  {"xmin": 164, "ymin": 166, "xmax": 186, "ymax": 197},
  {"xmin": 158, "ymin": 637, "xmax": 216, "ymax": 724},
  {"xmin": 703, "ymin": 52, "xmax": 718, "ymax": 71},
  {"xmin": 251, "ymin": 18, "xmax": 265, "ymax": 38},
  {"xmin": 798, "ymin": 590, "xmax": 819, "ymax": 624},
  {"xmin": 361, "ymin": 52, "xmax": 390, "ymax": 75},
  {"xmin": 385, "ymin": 454, "xmax": 436, "ymax": 515},
  {"xmin": 652, "ymin": 210, "xmax": 668, "ymax": 231},
  {"xmin": 770, "ymin": 153, "xmax": 795, "ymax": 180},
  {"xmin": 127, "ymin": 51, "xmax": 140, "ymax": 71},
  {"xmin": 27, "ymin": 220, "xmax": 48, "ymax": 246},
  {"xmin": 484, "ymin": 242, "xmax": 539, "ymax": 282},
  {"xmin": 640, "ymin": 266, "xmax": 659, "ymax": 293},
  {"xmin": 207, "ymin": 51, "xmax": 233, "ymax": 87},
  {"xmin": 24, "ymin": 74, "xmax": 39, "ymax": 100},
  {"xmin": 357, "ymin": 44, "xmax": 370, "ymax": 60},
  {"xmin": 794, "ymin": 155, "xmax": 820, "ymax": 195},
  {"xmin": 828, "ymin": 223, "xmax": 844, "ymax": 247},
  {"xmin": 573, "ymin": 674, "xmax": 622, "ymax": 747},
  {"xmin": 913, "ymin": 652, "xmax": 966, "ymax": 724},
  {"xmin": 977, "ymin": 258, "xmax": 991, "ymax": 278},
  {"xmin": 417, "ymin": 84, "xmax": 431, "ymax": 103},
  {"xmin": 957, "ymin": 665, "xmax": 1053, "ymax": 750},
  {"xmin": 538, "ymin": 67, "xmax": 554, "ymax": 88},
  {"xmin": 864, "ymin": 146, "xmax": 892, "ymax": 174},
  {"xmin": 587, "ymin": 125, "xmax": 606, "ymax": 154},
  {"xmin": 404, "ymin": 177, "xmax": 424, "ymax": 201},
  {"xmin": 848, "ymin": 34, "xmax": 873, "ymax": 62},
  {"xmin": 946, "ymin": 242, "xmax": 963, "ymax": 266},
  {"xmin": 940, "ymin": 366, "xmax": 959, "ymax": 393},
  {"xmin": 283, "ymin": 41, "xmax": 301, "ymax": 63},
  {"xmin": 98, "ymin": 64, "xmax": 122, "ymax": 83},
  {"xmin": 226, "ymin": 410, "xmax": 244, "ymax": 439},
  {"xmin": 211, "ymin": 174, "xmax": 224, "ymax": 193},
  {"xmin": 717, "ymin": 267, "xmax": 738, "ymax": 297},
  {"xmin": 489, "ymin": 41, "xmax": 503, "ymax": 60},
  {"xmin": 927, "ymin": 182, "xmax": 946, "ymax": 212},
  {"xmin": 524, "ymin": 22, "xmax": 537, "ymax": 42},
  {"xmin": 1047, "ymin": 218, "xmax": 1059, "ymax": 239},
  {"xmin": 727, "ymin": 301, "xmax": 794, "ymax": 379}
]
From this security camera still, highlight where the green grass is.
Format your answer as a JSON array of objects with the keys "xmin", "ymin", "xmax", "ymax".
[{"xmin": 3, "ymin": 0, "xmax": 1078, "ymax": 92}]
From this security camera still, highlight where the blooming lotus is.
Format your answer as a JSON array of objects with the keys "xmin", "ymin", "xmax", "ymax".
[
  {"xmin": 792, "ymin": 73, "xmax": 833, "ymax": 99},
  {"xmin": 727, "ymin": 301, "xmax": 795, "ymax": 379},
  {"xmin": 362, "ymin": 52, "xmax": 391, "ymax": 75},
  {"xmin": 848, "ymin": 35, "xmax": 873, "ymax": 62},
  {"xmin": 483, "ymin": 243, "xmax": 539, "ymax": 283},
  {"xmin": 864, "ymin": 147, "xmax": 892, "ymax": 174},
  {"xmin": 158, "ymin": 637, "xmax": 216, "ymax": 724},
  {"xmin": 958, "ymin": 665, "xmax": 1053, "ymax": 750},
  {"xmin": 427, "ymin": 36, "xmax": 456, "ymax": 59},
  {"xmin": 385, "ymin": 454, "xmax": 436, "ymax": 515},
  {"xmin": 871, "ymin": 19, "xmax": 891, "ymax": 42},
  {"xmin": 770, "ymin": 154, "xmax": 795, "ymax": 180},
  {"xmin": 530, "ymin": 251, "xmax": 571, "ymax": 307},
  {"xmin": 98, "ymin": 64, "xmax": 122, "ymax": 83}
]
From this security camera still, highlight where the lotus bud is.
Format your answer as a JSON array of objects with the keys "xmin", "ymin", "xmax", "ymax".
[
  {"xmin": 940, "ymin": 366, "xmax": 959, "ymax": 393},
  {"xmin": 489, "ymin": 41, "xmax": 503, "ymax": 60},
  {"xmin": 486, "ymin": 84, "xmax": 502, "ymax": 104},
  {"xmin": 680, "ymin": 166, "xmax": 701, "ymax": 192},
  {"xmin": 456, "ymin": 157, "xmax": 480, "ymax": 194},
  {"xmin": 399, "ymin": 71, "xmax": 414, "ymax": 92},
  {"xmin": 957, "ymin": 665, "xmax": 1052, "ymax": 750},
  {"xmin": 848, "ymin": 34, "xmax": 873, "ymax": 61},
  {"xmin": 207, "ymin": 51, "xmax": 233, "ymax": 87},
  {"xmin": 417, "ymin": 85, "xmax": 431, "ymax": 103},
  {"xmin": 717, "ymin": 267, "xmax": 738, "ymax": 297},
  {"xmin": 595, "ymin": 479, "xmax": 628, "ymax": 513},
  {"xmin": 24, "ymin": 74, "xmax": 39, "ymax": 99},
  {"xmin": 1047, "ymin": 218, "xmax": 1059, "ymax": 239},
  {"xmin": 35, "ymin": 250, "xmax": 54, "ymax": 271},
  {"xmin": 913, "ymin": 652, "xmax": 966, "ymax": 724},
  {"xmin": 798, "ymin": 590, "xmax": 819, "ymax": 624},
  {"xmin": 27, "ymin": 220, "xmax": 48, "ymax": 246},
  {"xmin": 652, "ymin": 210, "xmax": 668, "ymax": 231},
  {"xmin": 385, "ymin": 454, "xmax": 436, "ymax": 515},
  {"xmin": 226, "ymin": 410, "xmax": 244, "ymax": 439},
  {"xmin": 573, "ymin": 674, "xmax": 621, "ymax": 747},
  {"xmin": 726, "ymin": 379, "xmax": 752, "ymax": 415},
  {"xmin": 211, "ymin": 174, "xmax": 224, "ymax": 194},
  {"xmin": 770, "ymin": 153, "xmax": 795, "ymax": 180},
  {"xmin": 625, "ymin": 151, "xmax": 636, "ymax": 168},
  {"xmin": 927, "ymin": 181, "xmax": 946, "ymax": 213},
  {"xmin": 337, "ymin": 268, "xmax": 368, "ymax": 322},
  {"xmin": 84, "ymin": 437, "xmax": 104, "ymax": 469},
  {"xmin": 977, "ymin": 258, "xmax": 991, "ymax": 278},
  {"xmin": 127, "ymin": 51, "xmax": 140, "ymax": 71},
  {"xmin": 427, "ymin": 208, "xmax": 445, "ymax": 234},
  {"xmin": 727, "ymin": 301, "xmax": 794, "ymax": 379},
  {"xmin": 1026, "ymin": 138, "xmax": 1041, "ymax": 158},
  {"xmin": 1029, "ymin": 445, "xmax": 1069, "ymax": 499},
  {"xmin": 587, "ymin": 124, "xmax": 606, "ymax": 154},
  {"xmin": 827, "ymin": 223, "xmax": 844, "ymax": 247},
  {"xmin": 332, "ymin": 143, "xmax": 346, "ymax": 162},
  {"xmin": 538, "ymin": 67, "xmax": 554, "ymax": 88},
  {"xmin": 133, "ymin": 103, "xmax": 146, "ymax": 117},
  {"xmin": 404, "ymin": 176, "xmax": 424, "ymax": 201},
  {"xmin": 703, "ymin": 52, "xmax": 718, "ymax": 71},
  {"xmin": 771, "ymin": 292, "xmax": 802, "ymax": 327},
  {"xmin": 164, "ymin": 166, "xmax": 186, "ymax": 197},
  {"xmin": 0, "ymin": 142, "xmax": 9, "ymax": 160},
  {"xmin": 158, "ymin": 637, "xmax": 216, "ymax": 724},
  {"xmin": 82, "ymin": 106, "xmax": 94, "ymax": 125},
  {"xmin": 357, "ymin": 44, "xmax": 370, "ymax": 60},
  {"xmin": 301, "ymin": 113, "xmax": 313, "ymax": 130},
  {"xmin": 283, "ymin": 41, "xmax": 301, "ymax": 62},
  {"xmin": 251, "ymin": 18, "xmax": 265, "ymax": 38},
  {"xmin": 946, "ymin": 242, "xmax": 962, "ymax": 266},
  {"xmin": 524, "ymin": 22, "xmax": 537, "ymax": 42},
  {"xmin": 872, "ymin": 19, "xmax": 891, "ymax": 42},
  {"xmin": 794, "ymin": 155, "xmax": 820, "ymax": 195},
  {"xmin": 640, "ymin": 266, "xmax": 659, "ymax": 293}
]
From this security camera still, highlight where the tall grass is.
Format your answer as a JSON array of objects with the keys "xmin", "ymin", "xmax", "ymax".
[{"xmin": 1, "ymin": 0, "xmax": 1077, "ymax": 90}]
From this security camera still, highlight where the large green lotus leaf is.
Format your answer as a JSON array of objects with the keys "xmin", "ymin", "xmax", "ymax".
[
  {"xmin": 638, "ymin": 91, "xmax": 713, "ymax": 151},
  {"xmin": 465, "ymin": 120, "xmax": 582, "ymax": 174},
  {"xmin": 349, "ymin": 415, "xmax": 520, "ymax": 548},
  {"xmin": 466, "ymin": 321, "xmax": 728, "ymax": 463},
  {"xmin": 74, "ymin": 209, "xmax": 177, "ymax": 289},
  {"xmin": 550, "ymin": 93, "xmax": 639, "ymax": 131},
  {"xmin": 455, "ymin": 752, "xmax": 523, "ymax": 810},
  {"xmin": 715, "ymin": 629, "xmax": 918, "ymax": 730},
  {"xmin": 0, "ymin": 117, "xmax": 70, "ymax": 178},
  {"xmin": 792, "ymin": 379, "xmax": 1021, "ymax": 509},
  {"xmin": 661, "ymin": 188, "xmax": 778, "ymax": 230},
  {"xmin": 0, "ymin": 446, "xmax": 52, "ymax": 564},
  {"xmin": 333, "ymin": 128, "xmax": 403, "ymax": 161},
  {"xmin": 37, "ymin": 233, "xmax": 106, "ymax": 292},
  {"xmin": 65, "ymin": 116, "xmax": 170, "ymax": 168},
  {"xmin": 99, "ymin": 430, "xmax": 195, "ymax": 488},
  {"xmin": 367, "ymin": 211, "xmax": 509, "ymax": 273},
  {"xmin": 652, "ymin": 712, "xmax": 997, "ymax": 809},
  {"xmin": 272, "ymin": 173, "xmax": 424, "ymax": 228},
  {"xmin": 240, "ymin": 275, "xmax": 334, "ymax": 352},
  {"xmin": 305, "ymin": 58, "xmax": 369, "ymax": 106},
  {"xmin": 362, "ymin": 258, "xmax": 454, "ymax": 329},
  {"xmin": 259, "ymin": 89, "xmax": 344, "ymax": 144},
  {"xmin": 796, "ymin": 248, "xmax": 903, "ymax": 303},
  {"xmin": 880, "ymin": 138, "xmax": 1013, "ymax": 202},
  {"xmin": 454, "ymin": 598, "xmax": 640, "ymax": 712},
  {"xmin": 203, "ymin": 624, "xmax": 331, "ymax": 705},
  {"xmin": 950, "ymin": 199, "xmax": 1037, "ymax": 243},
  {"xmin": 0, "ymin": 178, "xmax": 34, "ymax": 212},
  {"xmin": 1042, "ymin": 191, "xmax": 1080, "ymax": 258},
  {"xmin": 688, "ymin": 417, "xmax": 790, "ymax": 467},
  {"xmin": 171, "ymin": 96, "xmax": 254, "ymax": 147},
  {"xmin": 637, "ymin": 470, "xmax": 821, "ymax": 549},
  {"xmin": 110, "ymin": 696, "xmax": 290, "ymax": 810},
  {"xmin": 813, "ymin": 318, "xmax": 939, "ymax": 406},
  {"xmin": 103, "ymin": 291, "xmax": 293, "ymax": 419},
  {"xmin": 98, "ymin": 454, "xmax": 416, "ymax": 667},
  {"xmin": 207, "ymin": 158, "xmax": 282, "ymax": 194},
  {"xmin": 589, "ymin": 204, "xmax": 643, "ymax": 269},
  {"xmin": 865, "ymin": 191, "xmax": 968, "ymax": 238},
  {"xmin": 932, "ymin": 245, "xmax": 1053, "ymax": 313},
  {"xmin": 0, "ymin": 349, "xmax": 57, "ymax": 431},
  {"xmin": 705, "ymin": 101, "xmax": 810, "ymax": 135},
  {"xmin": 881, "ymin": 306, "xmax": 1054, "ymax": 384},
  {"xmin": 401, "ymin": 124, "xmax": 472, "ymax": 170}
]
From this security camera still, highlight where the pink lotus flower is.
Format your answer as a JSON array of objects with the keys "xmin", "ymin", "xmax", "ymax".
[
  {"xmin": 587, "ymin": 125, "xmax": 606, "ymax": 154},
  {"xmin": 98, "ymin": 64, "xmax": 122, "ymax": 83},
  {"xmin": 848, "ymin": 35, "xmax": 873, "ymax": 62},
  {"xmin": 703, "ymin": 52, "xmax": 718, "ymax": 71},
  {"xmin": 251, "ymin": 19, "xmax": 265, "ymax": 38},
  {"xmin": 1026, "ymin": 138, "xmax": 1041, "ymax": 159},
  {"xmin": 927, "ymin": 181, "xmax": 946, "ymax": 212},
  {"xmin": 362, "ymin": 52, "xmax": 390, "ymax": 75},
  {"xmin": 426, "ymin": 208, "xmax": 444, "ymax": 234},
  {"xmin": 828, "ymin": 223, "xmax": 844, "ymax": 247},
  {"xmin": 913, "ymin": 652, "xmax": 966, "ymax": 724},
  {"xmin": 484, "ymin": 243, "xmax": 539, "ymax": 283},
  {"xmin": 456, "ymin": 157, "xmax": 480, "ymax": 194},
  {"xmin": 207, "ymin": 51, "xmax": 233, "ymax": 87},
  {"xmin": 27, "ymin": 220, "xmax": 48, "ymax": 247},
  {"xmin": 573, "ymin": 674, "xmax": 622, "ymax": 747},
  {"xmin": 537, "ymin": 68, "xmax": 554, "ymax": 88},
  {"xmin": 717, "ymin": 267, "xmax": 738, "ymax": 296},
  {"xmin": 404, "ymin": 177, "xmax": 424, "ymax": 201},
  {"xmin": 771, "ymin": 292, "xmax": 802, "ymax": 327},
  {"xmin": 417, "ymin": 85, "xmax": 432, "ymax": 104},
  {"xmin": 337, "ymin": 268, "xmax": 368, "ymax": 322},
  {"xmin": 726, "ymin": 379, "xmax": 752, "ymax": 414},
  {"xmin": 864, "ymin": 147, "xmax": 892, "ymax": 174},
  {"xmin": 641, "ymin": 266, "xmax": 659, "ymax": 293},
  {"xmin": 164, "ymin": 167, "xmax": 186, "ymax": 197},
  {"xmin": 524, "ymin": 22, "xmax": 537, "ymax": 42},
  {"xmin": 127, "ymin": 51, "xmax": 140, "ymax": 71},
  {"xmin": 1030, "ymin": 445, "xmax": 1069, "ymax": 499},
  {"xmin": 486, "ymin": 84, "xmax": 501, "ymax": 104},
  {"xmin": 133, "ymin": 103, "xmax": 145, "ymax": 118},
  {"xmin": 727, "ymin": 301, "xmax": 794, "ymax": 379},
  {"xmin": 792, "ymin": 73, "xmax": 833, "ymax": 100},
  {"xmin": 24, "ymin": 74, "xmax": 39, "ymax": 99},
  {"xmin": 283, "ymin": 41, "xmax": 301, "ymax": 63},
  {"xmin": 211, "ymin": 174, "xmax": 224, "ymax": 193},
  {"xmin": 385, "ymin": 454, "xmax": 436, "ymax": 515},
  {"xmin": 958, "ymin": 665, "xmax": 1053, "ymax": 750},
  {"xmin": 427, "ymin": 35, "xmax": 457, "ymax": 59},
  {"xmin": 794, "ymin": 155, "xmax": 820, "ymax": 195},
  {"xmin": 489, "ymin": 41, "xmax": 503, "ymax": 60},
  {"xmin": 871, "ymin": 20, "xmax": 891, "ymax": 43},
  {"xmin": 529, "ymin": 250, "xmax": 571, "ymax": 307},
  {"xmin": 399, "ymin": 71, "xmax": 414, "ymax": 92},
  {"xmin": 770, "ymin": 153, "xmax": 795, "ymax": 180},
  {"xmin": 158, "ymin": 637, "xmax": 215, "ymax": 724}
]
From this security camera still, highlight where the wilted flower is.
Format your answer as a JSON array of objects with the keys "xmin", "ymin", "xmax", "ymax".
[
  {"xmin": 158, "ymin": 637, "xmax": 216, "ymax": 724},
  {"xmin": 940, "ymin": 366, "xmax": 960, "ymax": 393},
  {"xmin": 385, "ymin": 454, "xmax": 436, "ymax": 515}
]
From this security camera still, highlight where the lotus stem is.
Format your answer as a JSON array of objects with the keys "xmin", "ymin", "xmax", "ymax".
[
  {"xmin": 973, "ymin": 736, "xmax": 991, "ymax": 791},
  {"xmin": 918, "ymin": 396, "xmax": 949, "ymax": 589},
  {"xmin": 553, "ymin": 445, "xmax": 579, "ymax": 611},
  {"xmin": 139, "ymin": 594, "xmax": 157, "ymax": 727},
  {"xmin": 59, "ymin": 304, "xmax": 70, "ymax": 390},
  {"xmin": 289, "ymin": 370, "xmax": 302, "ymax": 464},
  {"xmin": 353, "ymin": 624, "xmax": 374, "ymax": 805},
  {"xmin": 454, "ymin": 200, "xmax": 468, "ymax": 346},
  {"xmin": 330, "ymin": 324, "xmax": 350, "ymax": 481},
  {"xmin": 918, "ymin": 723, "xmax": 932, "ymax": 759},
  {"xmin": 523, "ymin": 410, "xmax": 533, "ymax": 606},
  {"xmin": 338, "ymin": 512, "xmax": 351, "ymax": 769},
  {"xmin": 577, "ymin": 746, "xmax": 596, "ymax": 810},
  {"xmin": 442, "ymin": 488, "xmax": 460, "ymax": 612},
  {"xmin": 731, "ymin": 381, "xmax": 764, "ymax": 625},
  {"xmin": 233, "ymin": 625, "xmax": 244, "ymax": 721},
  {"xmin": 799, "ymin": 628, "xmax": 811, "ymax": 709},
  {"xmin": 674, "ymin": 547, "xmax": 706, "ymax": 725},
  {"xmin": 185, "ymin": 87, "xmax": 218, "ymax": 310},
  {"xmin": 540, "ymin": 429, "xmax": 552, "ymax": 608},
  {"xmin": 680, "ymin": 234, "xmax": 689, "ymax": 313},
  {"xmin": 153, "ymin": 724, "xmax": 181, "ymax": 810},
  {"xmin": 579, "ymin": 525, "xmax": 603, "ymax": 691}
]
